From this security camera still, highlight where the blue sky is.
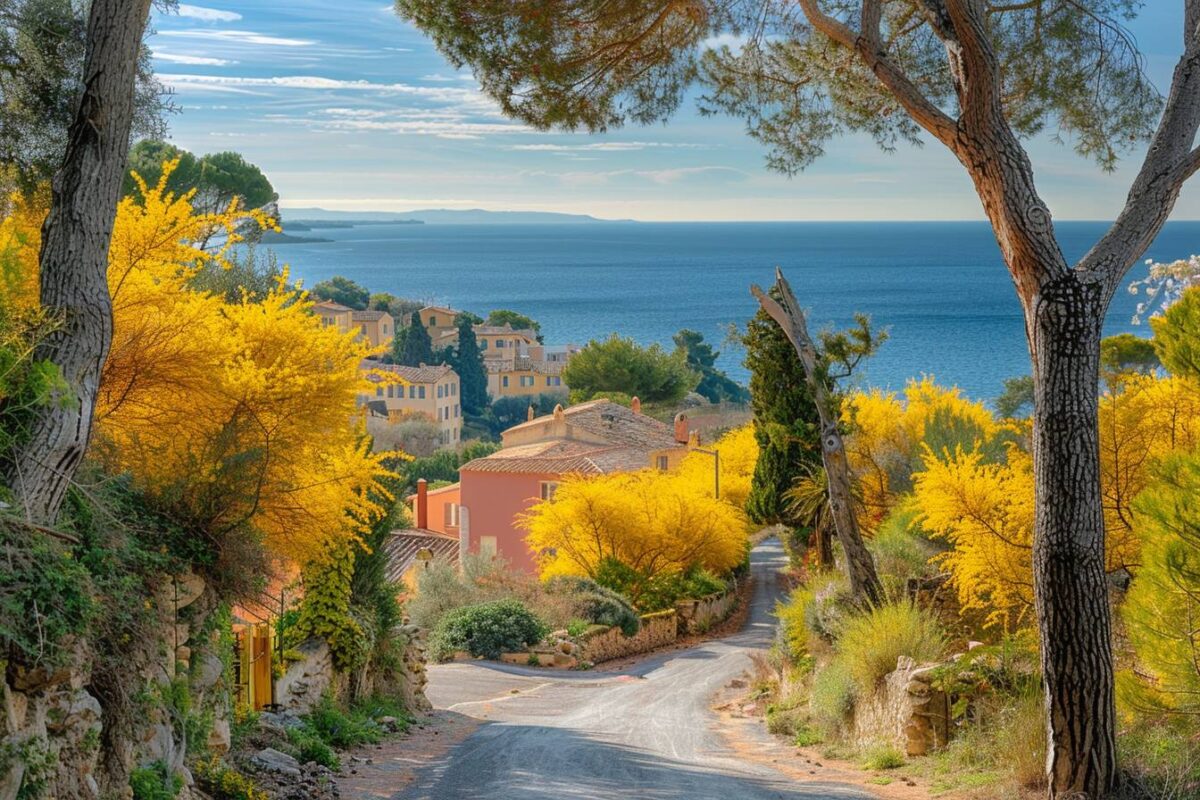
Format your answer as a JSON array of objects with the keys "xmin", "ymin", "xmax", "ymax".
[{"xmin": 150, "ymin": 2, "xmax": 1200, "ymax": 222}]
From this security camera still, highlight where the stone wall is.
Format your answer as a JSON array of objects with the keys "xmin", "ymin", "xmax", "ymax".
[
  {"xmin": 579, "ymin": 610, "xmax": 678, "ymax": 665},
  {"xmin": 675, "ymin": 585, "xmax": 737, "ymax": 635},
  {"xmin": 851, "ymin": 656, "xmax": 951, "ymax": 757}
]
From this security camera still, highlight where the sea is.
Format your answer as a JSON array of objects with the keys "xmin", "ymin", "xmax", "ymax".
[{"xmin": 268, "ymin": 220, "xmax": 1200, "ymax": 401}]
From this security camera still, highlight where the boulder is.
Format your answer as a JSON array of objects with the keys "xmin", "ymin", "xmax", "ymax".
[{"xmin": 249, "ymin": 747, "xmax": 301, "ymax": 778}]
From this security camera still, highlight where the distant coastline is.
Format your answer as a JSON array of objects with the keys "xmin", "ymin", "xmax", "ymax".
[{"xmin": 279, "ymin": 206, "xmax": 635, "ymax": 225}]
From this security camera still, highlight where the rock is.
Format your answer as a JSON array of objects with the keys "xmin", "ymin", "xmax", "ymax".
[
  {"xmin": 192, "ymin": 652, "xmax": 225, "ymax": 691},
  {"xmin": 250, "ymin": 747, "xmax": 301, "ymax": 778},
  {"xmin": 208, "ymin": 718, "xmax": 231, "ymax": 753},
  {"xmin": 258, "ymin": 711, "xmax": 303, "ymax": 735}
]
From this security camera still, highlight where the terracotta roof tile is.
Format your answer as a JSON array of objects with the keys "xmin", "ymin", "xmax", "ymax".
[
  {"xmin": 360, "ymin": 359, "xmax": 455, "ymax": 384},
  {"xmin": 383, "ymin": 530, "xmax": 459, "ymax": 583},
  {"xmin": 351, "ymin": 309, "xmax": 390, "ymax": 321}
]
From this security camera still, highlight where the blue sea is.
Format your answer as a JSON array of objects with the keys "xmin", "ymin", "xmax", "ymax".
[{"xmin": 269, "ymin": 221, "xmax": 1200, "ymax": 400}]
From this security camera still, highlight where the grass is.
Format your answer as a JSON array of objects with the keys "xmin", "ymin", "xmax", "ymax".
[
  {"xmin": 835, "ymin": 600, "xmax": 946, "ymax": 689},
  {"xmin": 862, "ymin": 745, "xmax": 906, "ymax": 771}
]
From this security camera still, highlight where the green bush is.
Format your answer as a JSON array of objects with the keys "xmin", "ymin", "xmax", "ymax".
[
  {"xmin": 428, "ymin": 599, "xmax": 548, "ymax": 661},
  {"xmin": 802, "ymin": 572, "xmax": 855, "ymax": 642},
  {"xmin": 546, "ymin": 576, "xmax": 640, "ymax": 636},
  {"xmin": 130, "ymin": 761, "xmax": 183, "ymax": 800},
  {"xmin": 809, "ymin": 661, "xmax": 857, "ymax": 735},
  {"xmin": 287, "ymin": 727, "xmax": 339, "ymax": 770},
  {"xmin": 592, "ymin": 558, "xmax": 727, "ymax": 613},
  {"xmin": 869, "ymin": 505, "xmax": 937, "ymax": 601},
  {"xmin": 836, "ymin": 600, "xmax": 945, "ymax": 689},
  {"xmin": 192, "ymin": 757, "xmax": 269, "ymax": 800},
  {"xmin": 862, "ymin": 745, "xmax": 905, "ymax": 770},
  {"xmin": 302, "ymin": 694, "xmax": 382, "ymax": 749}
]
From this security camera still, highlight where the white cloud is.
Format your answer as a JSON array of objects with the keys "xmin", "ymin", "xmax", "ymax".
[
  {"xmin": 509, "ymin": 141, "xmax": 703, "ymax": 153},
  {"xmin": 700, "ymin": 32, "xmax": 749, "ymax": 52},
  {"xmin": 175, "ymin": 4, "xmax": 242, "ymax": 22},
  {"xmin": 158, "ymin": 30, "xmax": 314, "ymax": 47},
  {"xmin": 153, "ymin": 51, "xmax": 233, "ymax": 66}
]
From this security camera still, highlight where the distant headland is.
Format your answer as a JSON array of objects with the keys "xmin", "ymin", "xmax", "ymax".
[{"xmin": 279, "ymin": 207, "xmax": 635, "ymax": 225}]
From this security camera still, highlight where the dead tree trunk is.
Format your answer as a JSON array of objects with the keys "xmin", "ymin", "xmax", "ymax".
[
  {"xmin": 3, "ymin": 0, "xmax": 153, "ymax": 523},
  {"xmin": 752, "ymin": 269, "xmax": 883, "ymax": 605}
]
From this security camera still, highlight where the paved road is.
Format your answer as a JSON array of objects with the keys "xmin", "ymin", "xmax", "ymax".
[{"xmin": 400, "ymin": 540, "xmax": 871, "ymax": 800}]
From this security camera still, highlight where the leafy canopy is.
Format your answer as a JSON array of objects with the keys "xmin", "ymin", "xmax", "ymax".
[
  {"xmin": 673, "ymin": 328, "xmax": 748, "ymax": 404},
  {"xmin": 562, "ymin": 333, "xmax": 698, "ymax": 405},
  {"xmin": 395, "ymin": 1, "xmax": 1158, "ymax": 173},
  {"xmin": 311, "ymin": 275, "xmax": 371, "ymax": 310}
]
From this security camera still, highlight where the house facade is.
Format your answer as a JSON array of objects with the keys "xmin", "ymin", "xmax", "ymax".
[
  {"xmin": 359, "ymin": 360, "xmax": 463, "ymax": 447},
  {"xmin": 351, "ymin": 309, "xmax": 394, "ymax": 348},
  {"xmin": 313, "ymin": 301, "xmax": 353, "ymax": 334},
  {"xmin": 455, "ymin": 399, "xmax": 694, "ymax": 573}
]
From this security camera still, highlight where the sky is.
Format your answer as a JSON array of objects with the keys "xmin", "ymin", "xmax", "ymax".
[{"xmin": 149, "ymin": 2, "xmax": 1200, "ymax": 222}]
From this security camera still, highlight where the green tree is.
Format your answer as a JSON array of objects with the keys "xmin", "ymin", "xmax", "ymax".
[
  {"xmin": 449, "ymin": 316, "xmax": 488, "ymax": 415},
  {"xmin": 741, "ymin": 306, "xmax": 821, "ymax": 529},
  {"xmin": 995, "ymin": 375, "xmax": 1035, "ymax": 419},
  {"xmin": 562, "ymin": 334, "xmax": 698, "ymax": 406},
  {"xmin": 1100, "ymin": 333, "xmax": 1160, "ymax": 380},
  {"xmin": 1152, "ymin": 287, "xmax": 1200, "ymax": 381},
  {"xmin": 392, "ymin": 4, "xmax": 1200, "ymax": 789},
  {"xmin": 369, "ymin": 292, "xmax": 423, "ymax": 322},
  {"xmin": 673, "ymin": 328, "xmax": 748, "ymax": 404},
  {"xmin": 0, "ymin": 0, "xmax": 166, "ymax": 187},
  {"xmin": 395, "ymin": 311, "xmax": 435, "ymax": 367},
  {"xmin": 124, "ymin": 141, "xmax": 277, "ymax": 216},
  {"xmin": 311, "ymin": 275, "xmax": 370, "ymax": 310},
  {"xmin": 486, "ymin": 309, "xmax": 542, "ymax": 341}
]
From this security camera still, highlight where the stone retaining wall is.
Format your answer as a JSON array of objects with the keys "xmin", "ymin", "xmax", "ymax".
[
  {"xmin": 851, "ymin": 656, "xmax": 951, "ymax": 756},
  {"xmin": 675, "ymin": 585, "xmax": 737, "ymax": 634},
  {"xmin": 579, "ymin": 610, "xmax": 678, "ymax": 664}
]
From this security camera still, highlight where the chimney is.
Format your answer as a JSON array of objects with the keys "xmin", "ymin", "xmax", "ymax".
[
  {"xmin": 416, "ymin": 479, "xmax": 428, "ymax": 529},
  {"xmin": 631, "ymin": 396, "xmax": 641, "ymax": 414},
  {"xmin": 672, "ymin": 412, "xmax": 691, "ymax": 443}
]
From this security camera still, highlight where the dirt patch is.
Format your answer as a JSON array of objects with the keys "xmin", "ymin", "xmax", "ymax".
[{"xmin": 335, "ymin": 711, "xmax": 479, "ymax": 800}]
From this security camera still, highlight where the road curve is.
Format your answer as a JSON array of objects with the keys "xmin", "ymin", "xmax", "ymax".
[{"xmin": 403, "ymin": 539, "xmax": 871, "ymax": 800}]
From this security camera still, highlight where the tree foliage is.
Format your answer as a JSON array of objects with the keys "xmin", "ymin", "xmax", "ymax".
[
  {"xmin": 521, "ymin": 468, "xmax": 749, "ymax": 603},
  {"xmin": 310, "ymin": 275, "xmax": 370, "ymax": 310},
  {"xmin": 485, "ymin": 309, "xmax": 541, "ymax": 340},
  {"xmin": 677, "ymin": 422, "xmax": 757, "ymax": 512},
  {"xmin": 447, "ymin": 315, "xmax": 488, "ymax": 414},
  {"xmin": 673, "ymin": 328, "xmax": 748, "ymax": 404},
  {"xmin": 124, "ymin": 140, "xmax": 277, "ymax": 217},
  {"xmin": 562, "ymin": 333, "xmax": 698, "ymax": 405},
  {"xmin": 1151, "ymin": 287, "xmax": 1200, "ymax": 382},
  {"xmin": 394, "ymin": 311, "xmax": 435, "ymax": 367}
]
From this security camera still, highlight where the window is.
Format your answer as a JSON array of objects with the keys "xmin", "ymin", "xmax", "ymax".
[
  {"xmin": 656, "ymin": 455, "xmax": 669, "ymax": 471},
  {"xmin": 418, "ymin": 386, "xmax": 426, "ymax": 399},
  {"xmin": 454, "ymin": 404, "xmax": 460, "ymax": 418},
  {"xmin": 386, "ymin": 385, "xmax": 393, "ymax": 398},
  {"xmin": 375, "ymin": 387, "xmax": 383, "ymax": 397},
  {"xmin": 383, "ymin": 324, "xmax": 389, "ymax": 335},
  {"xmin": 502, "ymin": 376, "xmax": 509, "ymax": 388},
  {"xmin": 437, "ymin": 384, "xmax": 444, "ymax": 399},
  {"xmin": 480, "ymin": 536, "xmax": 498, "ymax": 559},
  {"xmin": 429, "ymin": 316, "xmax": 436, "ymax": 327},
  {"xmin": 546, "ymin": 377, "xmax": 552, "ymax": 386},
  {"xmin": 480, "ymin": 339, "xmax": 488, "ymax": 350},
  {"xmin": 451, "ymin": 384, "xmax": 457, "ymax": 396},
  {"xmin": 496, "ymin": 339, "xmax": 505, "ymax": 348},
  {"xmin": 444, "ymin": 503, "xmax": 459, "ymax": 528},
  {"xmin": 540, "ymin": 481, "xmax": 559, "ymax": 501}
]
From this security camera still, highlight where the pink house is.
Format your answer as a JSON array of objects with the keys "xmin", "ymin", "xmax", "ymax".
[{"xmin": 456, "ymin": 399, "xmax": 694, "ymax": 573}]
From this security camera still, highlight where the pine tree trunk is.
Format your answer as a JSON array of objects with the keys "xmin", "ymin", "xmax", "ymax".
[
  {"xmin": 1027, "ymin": 275, "xmax": 1117, "ymax": 799},
  {"xmin": 3, "ymin": 0, "xmax": 152, "ymax": 522}
]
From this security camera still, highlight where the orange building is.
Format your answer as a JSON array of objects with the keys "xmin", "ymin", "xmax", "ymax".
[
  {"xmin": 359, "ymin": 360, "xmax": 463, "ymax": 447},
  {"xmin": 455, "ymin": 399, "xmax": 694, "ymax": 573}
]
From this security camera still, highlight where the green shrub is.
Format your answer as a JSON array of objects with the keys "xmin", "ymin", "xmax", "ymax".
[
  {"xmin": 566, "ymin": 618, "xmax": 590, "ymax": 638},
  {"xmin": 1118, "ymin": 720, "xmax": 1200, "ymax": 800},
  {"xmin": 302, "ymin": 694, "xmax": 382, "ymax": 749},
  {"xmin": 802, "ymin": 572, "xmax": 854, "ymax": 642},
  {"xmin": 862, "ymin": 745, "xmax": 905, "ymax": 770},
  {"xmin": 546, "ymin": 576, "xmax": 640, "ymax": 636},
  {"xmin": 776, "ymin": 588, "xmax": 814, "ymax": 663},
  {"xmin": 836, "ymin": 600, "xmax": 945, "ymax": 689},
  {"xmin": 809, "ymin": 661, "xmax": 857, "ymax": 735},
  {"xmin": 351, "ymin": 693, "xmax": 412, "ymax": 732},
  {"xmin": 287, "ymin": 727, "xmax": 339, "ymax": 770},
  {"xmin": 993, "ymin": 689, "xmax": 1047, "ymax": 790},
  {"xmin": 869, "ymin": 506, "xmax": 937, "ymax": 601},
  {"xmin": 130, "ymin": 761, "xmax": 184, "ymax": 800},
  {"xmin": 428, "ymin": 599, "xmax": 548, "ymax": 661}
]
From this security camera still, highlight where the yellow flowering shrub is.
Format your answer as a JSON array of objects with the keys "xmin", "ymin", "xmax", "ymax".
[{"xmin": 677, "ymin": 422, "xmax": 758, "ymax": 512}]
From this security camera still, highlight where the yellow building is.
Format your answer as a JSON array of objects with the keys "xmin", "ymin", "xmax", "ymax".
[
  {"xmin": 418, "ymin": 305, "xmax": 461, "ymax": 343},
  {"xmin": 351, "ymin": 309, "xmax": 394, "ymax": 348},
  {"xmin": 313, "ymin": 300, "xmax": 353, "ymax": 334},
  {"xmin": 360, "ymin": 360, "xmax": 463, "ymax": 447},
  {"xmin": 487, "ymin": 357, "xmax": 567, "ymax": 399}
]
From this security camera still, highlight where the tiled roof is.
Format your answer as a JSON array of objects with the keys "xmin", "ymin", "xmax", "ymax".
[
  {"xmin": 505, "ymin": 399, "xmax": 679, "ymax": 450},
  {"xmin": 420, "ymin": 305, "xmax": 459, "ymax": 316},
  {"xmin": 460, "ymin": 400, "xmax": 680, "ymax": 476},
  {"xmin": 383, "ymin": 530, "xmax": 459, "ymax": 583},
  {"xmin": 473, "ymin": 324, "xmax": 537, "ymax": 339},
  {"xmin": 360, "ymin": 359, "xmax": 456, "ymax": 384},
  {"xmin": 313, "ymin": 300, "xmax": 352, "ymax": 312},
  {"xmin": 352, "ymin": 309, "xmax": 390, "ymax": 321}
]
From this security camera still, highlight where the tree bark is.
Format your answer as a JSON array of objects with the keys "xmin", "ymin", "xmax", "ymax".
[
  {"xmin": 3, "ymin": 0, "xmax": 153, "ymax": 522},
  {"xmin": 752, "ymin": 270, "xmax": 883, "ymax": 605},
  {"xmin": 1027, "ymin": 275, "xmax": 1118, "ymax": 798}
]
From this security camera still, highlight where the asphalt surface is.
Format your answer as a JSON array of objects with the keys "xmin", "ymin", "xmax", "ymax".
[{"xmin": 402, "ymin": 539, "xmax": 872, "ymax": 800}]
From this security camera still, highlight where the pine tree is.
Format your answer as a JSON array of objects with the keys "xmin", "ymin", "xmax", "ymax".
[{"xmin": 395, "ymin": 311, "xmax": 433, "ymax": 366}]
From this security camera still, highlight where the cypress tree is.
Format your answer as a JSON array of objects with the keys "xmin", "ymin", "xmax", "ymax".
[
  {"xmin": 742, "ymin": 305, "xmax": 822, "ymax": 526},
  {"xmin": 395, "ymin": 311, "xmax": 433, "ymax": 366},
  {"xmin": 451, "ymin": 316, "xmax": 489, "ymax": 415}
]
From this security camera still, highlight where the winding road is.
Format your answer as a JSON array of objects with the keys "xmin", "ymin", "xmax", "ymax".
[{"xmin": 395, "ymin": 539, "xmax": 871, "ymax": 800}]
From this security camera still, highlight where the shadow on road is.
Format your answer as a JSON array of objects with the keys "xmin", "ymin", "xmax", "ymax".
[{"xmin": 400, "ymin": 723, "xmax": 865, "ymax": 800}]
